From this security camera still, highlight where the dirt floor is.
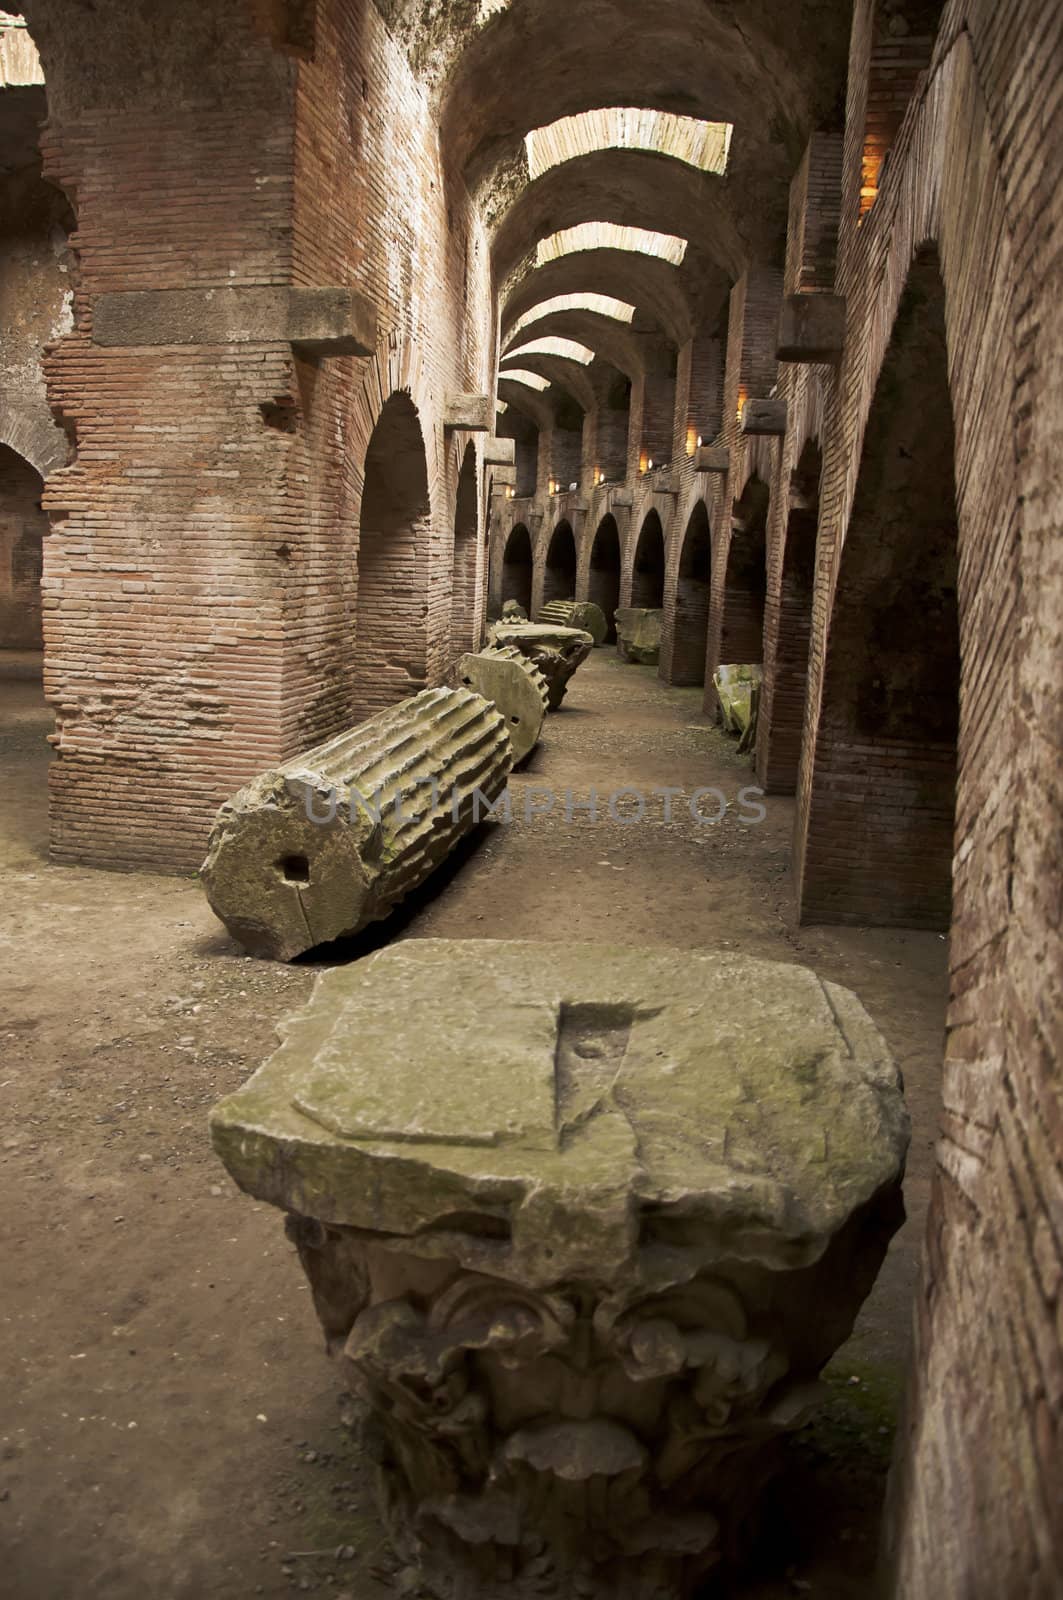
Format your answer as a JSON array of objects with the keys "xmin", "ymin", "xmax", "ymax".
[{"xmin": 0, "ymin": 649, "xmax": 948, "ymax": 1598}]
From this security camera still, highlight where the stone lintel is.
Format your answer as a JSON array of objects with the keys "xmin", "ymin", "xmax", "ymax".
[
  {"xmin": 493, "ymin": 463, "xmax": 517, "ymax": 485},
  {"xmin": 610, "ymin": 490, "xmax": 634, "ymax": 508},
  {"xmin": 444, "ymin": 394, "xmax": 494, "ymax": 432},
  {"xmin": 92, "ymin": 286, "xmax": 377, "ymax": 357},
  {"xmin": 484, "ymin": 436, "xmax": 516, "ymax": 466},
  {"xmin": 695, "ymin": 444, "xmax": 730, "ymax": 473},
  {"xmin": 740, "ymin": 397, "xmax": 788, "ymax": 437},
  {"xmin": 776, "ymin": 293, "xmax": 847, "ymax": 363}
]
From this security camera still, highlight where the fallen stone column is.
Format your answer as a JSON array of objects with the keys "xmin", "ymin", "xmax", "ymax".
[
  {"xmin": 537, "ymin": 598, "xmax": 608, "ymax": 646},
  {"xmin": 211, "ymin": 940, "xmax": 909, "ymax": 1600},
  {"xmin": 200, "ymin": 688, "xmax": 512, "ymax": 961},
  {"xmin": 615, "ymin": 606, "xmax": 663, "ymax": 664},
  {"xmin": 449, "ymin": 645, "xmax": 549, "ymax": 765},
  {"xmin": 487, "ymin": 621, "xmax": 593, "ymax": 710}
]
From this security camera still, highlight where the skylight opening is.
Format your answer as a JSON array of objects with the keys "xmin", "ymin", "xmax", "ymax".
[
  {"xmin": 526, "ymin": 109, "xmax": 732, "ymax": 181},
  {"xmin": 503, "ymin": 337, "xmax": 595, "ymax": 366},
  {"xmin": 536, "ymin": 223, "xmax": 687, "ymax": 268},
  {"xmin": 498, "ymin": 370, "xmax": 551, "ymax": 392},
  {"xmin": 507, "ymin": 294, "xmax": 636, "ymax": 341},
  {"xmin": 0, "ymin": 12, "xmax": 44, "ymax": 86}
]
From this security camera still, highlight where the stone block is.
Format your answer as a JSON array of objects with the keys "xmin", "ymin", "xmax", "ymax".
[
  {"xmin": 199, "ymin": 687, "xmax": 512, "ymax": 961},
  {"xmin": 739, "ymin": 398, "xmax": 788, "ymax": 436},
  {"xmin": 210, "ymin": 939, "xmax": 908, "ymax": 1599},
  {"xmin": 694, "ymin": 444, "xmax": 730, "ymax": 474},
  {"xmin": 444, "ymin": 394, "xmax": 494, "ymax": 432},
  {"xmin": 449, "ymin": 645, "xmax": 548, "ymax": 765},
  {"xmin": 714, "ymin": 663, "xmax": 763, "ymax": 741},
  {"xmin": 776, "ymin": 293, "xmax": 847, "ymax": 362},
  {"xmin": 615, "ymin": 607, "xmax": 663, "ymax": 664},
  {"xmin": 486, "ymin": 621, "xmax": 593, "ymax": 709},
  {"xmin": 484, "ymin": 436, "xmax": 516, "ymax": 466},
  {"xmin": 92, "ymin": 285, "xmax": 377, "ymax": 357}
]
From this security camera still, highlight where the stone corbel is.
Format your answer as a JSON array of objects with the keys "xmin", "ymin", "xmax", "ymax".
[
  {"xmin": 694, "ymin": 444, "xmax": 730, "ymax": 474},
  {"xmin": 92, "ymin": 286, "xmax": 377, "ymax": 358},
  {"xmin": 484, "ymin": 436, "xmax": 516, "ymax": 466},
  {"xmin": 740, "ymin": 398, "xmax": 788, "ymax": 437},
  {"xmin": 776, "ymin": 293, "xmax": 847, "ymax": 363},
  {"xmin": 444, "ymin": 394, "xmax": 494, "ymax": 433}
]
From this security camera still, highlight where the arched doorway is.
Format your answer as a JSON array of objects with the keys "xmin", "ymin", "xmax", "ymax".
[
  {"xmin": 543, "ymin": 520, "xmax": 576, "ymax": 606},
  {"xmin": 631, "ymin": 511, "xmax": 665, "ymax": 608},
  {"xmin": 501, "ymin": 523, "xmax": 533, "ymax": 616},
  {"xmin": 800, "ymin": 249, "xmax": 959, "ymax": 928},
  {"xmin": 450, "ymin": 443, "xmax": 479, "ymax": 655},
  {"xmin": 353, "ymin": 392, "xmax": 430, "ymax": 722},
  {"xmin": 672, "ymin": 500, "xmax": 711, "ymax": 684},
  {"xmin": 588, "ymin": 515, "xmax": 621, "ymax": 642},
  {"xmin": 0, "ymin": 443, "xmax": 45, "ymax": 655},
  {"xmin": 721, "ymin": 473, "xmax": 769, "ymax": 663},
  {"xmin": 763, "ymin": 441, "xmax": 821, "ymax": 791}
]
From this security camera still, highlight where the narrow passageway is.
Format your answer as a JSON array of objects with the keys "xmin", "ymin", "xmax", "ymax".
[{"xmin": 0, "ymin": 654, "xmax": 945, "ymax": 1599}]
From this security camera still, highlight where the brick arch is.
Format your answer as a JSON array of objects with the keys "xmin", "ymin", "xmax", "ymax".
[
  {"xmin": 449, "ymin": 439, "xmax": 481, "ymax": 656},
  {"xmin": 0, "ymin": 405, "xmax": 68, "ymax": 482},
  {"xmin": 718, "ymin": 471, "xmax": 769, "ymax": 665},
  {"xmin": 539, "ymin": 518, "xmax": 577, "ymax": 611},
  {"xmin": 0, "ymin": 442, "xmax": 47, "ymax": 651},
  {"xmin": 667, "ymin": 498, "xmax": 712, "ymax": 686},
  {"xmin": 627, "ymin": 508, "xmax": 666, "ymax": 609},
  {"xmin": 757, "ymin": 436, "xmax": 822, "ymax": 791},
  {"xmin": 351, "ymin": 389, "xmax": 432, "ymax": 721},
  {"xmin": 802, "ymin": 250, "xmax": 958, "ymax": 928},
  {"xmin": 586, "ymin": 513, "xmax": 621, "ymax": 642},
  {"xmin": 499, "ymin": 521, "xmax": 533, "ymax": 617}
]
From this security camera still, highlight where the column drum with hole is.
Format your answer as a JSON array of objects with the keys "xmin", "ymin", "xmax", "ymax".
[{"xmin": 200, "ymin": 687, "xmax": 513, "ymax": 960}]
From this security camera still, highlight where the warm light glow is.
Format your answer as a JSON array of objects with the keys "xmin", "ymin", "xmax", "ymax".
[
  {"xmin": 536, "ymin": 222, "xmax": 688, "ymax": 268},
  {"xmin": 736, "ymin": 386, "xmax": 748, "ymax": 421},
  {"xmin": 686, "ymin": 427, "xmax": 698, "ymax": 456},
  {"xmin": 507, "ymin": 294, "xmax": 636, "ymax": 342},
  {"xmin": 526, "ymin": 110, "xmax": 732, "ymax": 181},
  {"xmin": 503, "ymin": 336, "xmax": 595, "ymax": 366},
  {"xmin": 499, "ymin": 369, "xmax": 551, "ymax": 392},
  {"xmin": 696, "ymin": 434, "xmax": 704, "ymax": 447}
]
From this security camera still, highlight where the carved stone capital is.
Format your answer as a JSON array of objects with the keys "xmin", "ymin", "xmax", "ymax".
[{"xmin": 212, "ymin": 942, "xmax": 908, "ymax": 1597}]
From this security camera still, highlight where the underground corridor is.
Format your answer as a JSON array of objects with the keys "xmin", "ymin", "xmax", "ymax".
[
  {"xmin": 0, "ymin": 649, "xmax": 948, "ymax": 1600},
  {"xmin": 0, "ymin": 3, "xmax": 1059, "ymax": 1598}
]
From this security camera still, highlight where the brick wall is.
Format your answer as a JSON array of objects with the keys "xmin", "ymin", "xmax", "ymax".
[{"xmin": 22, "ymin": 0, "xmax": 494, "ymax": 870}]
